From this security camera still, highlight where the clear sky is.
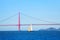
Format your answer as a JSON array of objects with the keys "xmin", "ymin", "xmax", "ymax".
[{"xmin": 0, "ymin": 0, "xmax": 60, "ymax": 31}]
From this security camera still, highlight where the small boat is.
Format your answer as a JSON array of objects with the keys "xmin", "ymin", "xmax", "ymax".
[{"xmin": 28, "ymin": 24, "xmax": 32, "ymax": 32}]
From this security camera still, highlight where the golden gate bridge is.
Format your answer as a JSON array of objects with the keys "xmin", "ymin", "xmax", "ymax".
[{"xmin": 0, "ymin": 12, "xmax": 60, "ymax": 31}]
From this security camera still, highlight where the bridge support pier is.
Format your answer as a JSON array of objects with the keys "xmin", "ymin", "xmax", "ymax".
[{"xmin": 18, "ymin": 12, "xmax": 20, "ymax": 31}]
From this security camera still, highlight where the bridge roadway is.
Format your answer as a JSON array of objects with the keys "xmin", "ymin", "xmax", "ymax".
[{"xmin": 0, "ymin": 24, "xmax": 60, "ymax": 26}]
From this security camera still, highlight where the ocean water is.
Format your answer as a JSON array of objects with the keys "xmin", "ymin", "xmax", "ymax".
[{"xmin": 0, "ymin": 31, "xmax": 60, "ymax": 40}]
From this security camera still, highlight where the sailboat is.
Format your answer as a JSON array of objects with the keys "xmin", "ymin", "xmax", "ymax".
[{"xmin": 28, "ymin": 24, "xmax": 32, "ymax": 32}]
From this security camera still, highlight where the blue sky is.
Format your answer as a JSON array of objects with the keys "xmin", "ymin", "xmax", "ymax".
[{"xmin": 0, "ymin": 0, "xmax": 60, "ymax": 31}]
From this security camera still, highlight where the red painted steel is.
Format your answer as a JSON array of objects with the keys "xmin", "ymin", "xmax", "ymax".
[
  {"xmin": 18, "ymin": 12, "xmax": 20, "ymax": 31},
  {"xmin": 0, "ymin": 12, "xmax": 60, "ymax": 31},
  {"xmin": 0, "ymin": 24, "xmax": 60, "ymax": 26}
]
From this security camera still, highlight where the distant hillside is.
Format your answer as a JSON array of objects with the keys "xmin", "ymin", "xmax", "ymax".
[{"xmin": 39, "ymin": 27, "xmax": 60, "ymax": 31}]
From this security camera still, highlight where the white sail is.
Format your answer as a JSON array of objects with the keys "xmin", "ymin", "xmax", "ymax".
[{"xmin": 28, "ymin": 24, "xmax": 32, "ymax": 32}]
